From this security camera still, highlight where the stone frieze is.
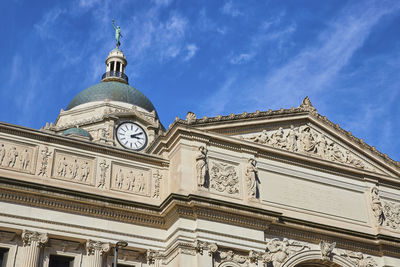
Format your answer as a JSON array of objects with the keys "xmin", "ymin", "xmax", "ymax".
[
  {"xmin": 0, "ymin": 139, "xmax": 36, "ymax": 174},
  {"xmin": 52, "ymin": 151, "xmax": 95, "ymax": 185},
  {"xmin": 111, "ymin": 163, "xmax": 150, "ymax": 196},
  {"xmin": 241, "ymin": 125, "xmax": 378, "ymax": 172},
  {"xmin": 209, "ymin": 160, "xmax": 240, "ymax": 196}
]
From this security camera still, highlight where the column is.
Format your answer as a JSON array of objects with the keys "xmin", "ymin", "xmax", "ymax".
[
  {"xmin": 86, "ymin": 240, "xmax": 110, "ymax": 267},
  {"xmin": 21, "ymin": 230, "xmax": 48, "ymax": 267}
]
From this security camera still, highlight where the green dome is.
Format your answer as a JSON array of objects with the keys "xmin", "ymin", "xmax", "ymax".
[
  {"xmin": 66, "ymin": 82, "xmax": 156, "ymax": 112},
  {"xmin": 62, "ymin": 128, "xmax": 92, "ymax": 140}
]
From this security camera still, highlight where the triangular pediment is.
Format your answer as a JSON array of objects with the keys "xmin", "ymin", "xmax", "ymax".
[
  {"xmin": 236, "ymin": 122, "xmax": 391, "ymax": 175},
  {"xmin": 179, "ymin": 99, "xmax": 400, "ymax": 177}
]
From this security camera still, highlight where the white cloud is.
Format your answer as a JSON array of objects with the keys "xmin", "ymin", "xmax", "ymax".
[
  {"xmin": 202, "ymin": 77, "xmax": 237, "ymax": 115},
  {"xmin": 229, "ymin": 53, "xmax": 254, "ymax": 65},
  {"xmin": 184, "ymin": 44, "xmax": 198, "ymax": 61},
  {"xmin": 152, "ymin": 0, "xmax": 173, "ymax": 7},
  {"xmin": 221, "ymin": 1, "xmax": 243, "ymax": 17},
  {"xmin": 34, "ymin": 8, "xmax": 66, "ymax": 39},
  {"xmin": 78, "ymin": 0, "xmax": 100, "ymax": 8},
  {"xmin": 250, "ymin": 1, "xmax": 400, "ymax": 108}
]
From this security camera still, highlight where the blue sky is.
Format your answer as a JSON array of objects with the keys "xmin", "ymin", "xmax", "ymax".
[{"xmin": 1, "ymin": 0, "xmax": 400, "ymax": 161}]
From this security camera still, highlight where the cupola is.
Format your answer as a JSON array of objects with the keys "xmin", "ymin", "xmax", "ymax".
[{"xmin": 101, "ymin": 48, "xmax": 128, "ymax": 84}]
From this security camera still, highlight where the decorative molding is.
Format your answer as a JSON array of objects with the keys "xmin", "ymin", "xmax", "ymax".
[
  {"xmin": 336, "ymin": 249, "xmax": 378, "ymax": 267},
  {"xmin": 319, "ymin": 240, "xmax": 336, "ymax": 261},
  {"xmin": 264, "ymin": 238, "xmax": 310, "ymax": 266},
  {"xmin": 209, "ymin": 161, "xmax": 239, "ymax": 195},
  {"xmin": 86, "ymin": 240, "xmax": 110, "ymax": 256},
  {"xmin": 195, "ymin": 240, "xmax": 218, "ymax": 256},
  {"xmin": 22, "ymin": 230, "xmax": 48, "ymax": 247}
]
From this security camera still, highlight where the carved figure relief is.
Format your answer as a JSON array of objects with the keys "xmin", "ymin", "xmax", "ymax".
[
  {"xmin": 115, "ymin": 169, "xmax": 124, "ymax": 189},
  {"xmin": 111, "ymin": 164, "xmax": 150, "ymax": 196},
  {"xmin": 7, "ymin": 146, "xmax": 18, "ymax": 167},
  {"xmin": 245, "ymin": 158, "xmax": 258, "ymax": 199},
  {"xmin": 0, "ymin": 142, "xmax": 35, "ymax": 173},
  {"xmin": 219, "ymin": 250, "xmax": 247, "ymax": 264},
  {"xmin": 319, "ymin": 241, "xmax": 336, "ymax": 261},
  {"xmin": 52, "ymin": 152, "xmax": 94, "ymax": 184},
  {"xmin": 20, "ymin": 149, "xmax": 30, "ymax": 170},
  {"xmin": 370, "ymin": 186, "xmax": 385, "ymax": 226},
  {"xmin": 264, "ymin": 238, "xmax": 310, "ymax": 267},
  {"xmin": 383, "ymin": 201, "xmax": 400, "ymax": 230},
  {"xmin": 196, "ymin": 146, "xmax": 209, "ymax": 187},
  {"xmin": 337, "ymin": 249, "xmax": 378, "ymax": 267},
  {"xmin": 210, "ymin": 161, "xmax": 239, "ymax": 195},
  {"xmin": 152, "ymin": 170, "xmax": 162, "ymax": 198},
  {"xmin": 0, "ymin": 144, "xmax": 5, "ymax": 165},
  {"xmin": 243, "ymin": 125, "xmax": 374, "ymax": 171},
  {"xmin": 38, "ymin": 146, "xmax": 52, "ymax": 177}
]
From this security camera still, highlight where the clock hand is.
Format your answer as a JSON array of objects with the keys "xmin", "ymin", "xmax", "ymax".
[{"xmin": 130, "ymin": 133, "xmax": 143, "ymax": 138}]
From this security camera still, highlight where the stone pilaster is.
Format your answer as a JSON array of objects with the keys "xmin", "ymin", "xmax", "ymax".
[
  {"xmin": 86, "ymin": 240, "xmax": 110, "ymax": 267},
  {"xmin": 21, "ymin": 230, "xmax": 48, "ymax": 267}
]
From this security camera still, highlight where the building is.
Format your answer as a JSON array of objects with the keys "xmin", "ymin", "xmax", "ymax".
[{"xmin": 0, "ymin": 45, "xmax": 400, "ymax": 267}]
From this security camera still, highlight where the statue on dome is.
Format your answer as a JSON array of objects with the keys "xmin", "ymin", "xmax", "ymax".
[{"xmin": 112, "ymin": 20, "xmax": 123, "ymax": 47}]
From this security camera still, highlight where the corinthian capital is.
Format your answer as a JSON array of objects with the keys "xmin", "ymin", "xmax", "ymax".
[
  {"xmin": 86, "ymin": 240, "xmax": 110, "ymax": 256},
  {"xmin": 22, "ymin": 230, "xmax": 48, "ymax": 247}
]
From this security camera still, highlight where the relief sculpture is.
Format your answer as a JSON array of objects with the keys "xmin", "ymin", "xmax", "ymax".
[
  {"xmin": 337, "ymin": 249, "xmax": 378, "ymax": 267},
  {"xmin": 152, "ymin": 170, "xmax": 162, "ymax": 198},
  {"xmin": 244, "ymin": 125, "xmax": 373, "ymax": 171},
  {"xmin": 383, "ymin": 201, "xmax": 400, "ymax": 230},
  {"xmin": 245, "ymin": 158, "xmax": 258, "ymax": 199},
  {"xmin": 0, "ymin": 144, "xmax": 5, "ymax": 165},
  {"xmin": 369, "ymin": 186, "xmax": 400, "ymax": 230},
  {"xmin": 0, "ymin": 142, "xmax": 35, "ymax": 173},
  {"xmin": 263, "ymin": 238, "xmax": 310, "ymax": 267},
  {"xmin": 52, "ymin": 152, "xmax": 93, "ymax": 184},
  {"xmin": 195, "ymin": 146, "xmax": 208, "ymax": 188},
  {"xmin": 112, "ymin": 164, "xmax": 150, "ymax": 196},
  {"xmin": 210, "ymin": 161, "xmax": 239, "ymax": 195},
  {"xmin": 370, "ymin": 186, "xmax": 385, "ymax": 226},
  {"xmin": 38, "ymin": 147, "xmax": 52, "ymax": 177}
]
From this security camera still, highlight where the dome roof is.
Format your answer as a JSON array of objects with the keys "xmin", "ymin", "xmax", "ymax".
[
  {"xmin": 66, "ymin": 82, "xmax": 156, "ymax": 112},
  {"xmin": 62, "ymin": 127, "xmax": 92, "ymax": 140}
]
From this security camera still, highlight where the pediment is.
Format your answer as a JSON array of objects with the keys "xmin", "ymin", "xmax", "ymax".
[
  {"xmin": 183, "ymin": 114, "xmax": 398, "ymax": 177},
  {"xmin": 232, "ymin": 121, "xmax": 391, "ymax": 175}
]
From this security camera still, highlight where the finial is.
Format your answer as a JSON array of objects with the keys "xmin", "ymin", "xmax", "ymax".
[
  {"xmin": 185, "ymin": 111, "xmax": 197, "ymax": 124},
  {"xmin": 112, "ymin": 20, "xmax": 123, "ymax": 48},
  {"xmin": 299, "ymin": 96, "xmax": 317, "ymax": 113}
]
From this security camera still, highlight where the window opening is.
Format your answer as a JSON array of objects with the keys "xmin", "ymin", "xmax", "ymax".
[
  {"xmin": 0, "ymin": 248, "xmax": 9, "ymax": 267},
  {"xmin": 49, "ymin": 255, "xmax": 74, "ymax": 267}
]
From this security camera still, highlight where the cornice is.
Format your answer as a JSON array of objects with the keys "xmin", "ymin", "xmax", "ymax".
[
  {"xmin": 148, "ymin": 124, "xmax": 400, "ymax": 188},
  {"xmin": 0, "ymin": 122, "xmax": 168, "ymax": 167},
  {"xmin": 1, "ymin": 177, "xmax": 400, "ymax": 256},
  {"xmin": 157, "ymin": 97, "xmax": 400, "ymax": 174}
]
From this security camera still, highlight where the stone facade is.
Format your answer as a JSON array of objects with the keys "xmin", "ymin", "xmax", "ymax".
[{"xmin": 1, "ymin": 48, "xmax": 400, "ymax": 267}]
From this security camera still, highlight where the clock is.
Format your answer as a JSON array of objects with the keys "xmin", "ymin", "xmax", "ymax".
[{"xmin": 115, "ymin": 121, "xmax": 148, "ymax": 151}]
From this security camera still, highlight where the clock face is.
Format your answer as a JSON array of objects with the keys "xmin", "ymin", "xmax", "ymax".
[{"xmin": 115, "ymin": 122, "xmax": 148, "ymax": 151}]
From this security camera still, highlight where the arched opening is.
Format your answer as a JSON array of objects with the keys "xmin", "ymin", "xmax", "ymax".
[{"xmin": 296, "ymin": 259, "xmax": 342, "ymax": 267}]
